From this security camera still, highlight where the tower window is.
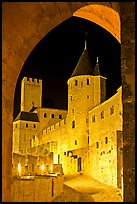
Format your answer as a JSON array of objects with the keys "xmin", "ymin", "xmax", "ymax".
[
  {"xmin": 32, "ymin": 135, "xmax": 35, "ymax": 141},
  {"xmin": 34, "ymin": 124, "xmax": 36, "ymax": 128},
  {"xmin": 87, "ymin": 78, "xmax": 89, "ymax": 85},
  {"xmin": 16, "ymin": 124, "xmax": 17, "ymax": 128},
  {"xmin": 105, "ymin": 137, "xmax": 108, "ymax": 144},
  {"xmin": 110, "ymin": 106, "xmax": 114, "ymax": 115},
  {"xmin": 81, "ymin": 82, "xmax": 83, "ymax": 87},
  {"xmin": 87, "ymin": 95, "xmax": 89, "ymax": 99},
  {"xmin": 86, "ymin": 119, "xmax": 88, "ymax": 123},
  {"xmin": 72, "ymin": 109, "xmax": 74, "ymax": 114},
  {"xmin": 44, "ymin": 113, "xmax": 47, "ymax": 117},
  {"xmin": 26, "ymin": 124, "xmax": 28, "ymax": 128},
  {"xmin": 59, "ymin": 114, "xmax": 62, "ymax": 119},
  {"xmin": 70, "ymin": 96, "xmax": 72, "ymax": 101},
  {"xmin": 92, "ymin": 115, "xmax": 95, "ymax": 123},
  {"xmin": 88, "ymin": 136, "xmax": 89, "ymax": 144},
  {"xmin": 96, "ymin": 142, "xmax": 99, "ymax": 148},
  {"xmin": 51, "ymin": 114, "xmax": 54, "ymax": 118},
  {"xmin": 75, "ymin": 140, "xmax": 77, "ymax": 145},
  {"xmin": 101, "ymin": 111, "xmax": 104, "ymax": 119},
  {"xmin": 75, "ymin": 80, "xmax": 78, "ymax": 86},
  {"xmin": 72, "ymin": 121, "xmax": 75, "ymax": 128}
]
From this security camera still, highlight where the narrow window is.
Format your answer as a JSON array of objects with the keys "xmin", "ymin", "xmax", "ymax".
[
  {"xmin": 70, "ymin": 96, "xmax": 72, "ymax": 101},
  {"xmin": 101, "ymin": 111, "xmax": 104, "ymax": 119},
  {"xmin": 51, "ymin": 114, "xmax": 54, "ymax": 118},
  {"xmin": 88, "ymin": 136, "xmax": 89, "ymax": 144},
  {"xmin": 86, "ymin": 119, "xmax": 88, "ymax": 123},
  {"xmin": 75, "ymin": 80, "xmax": 78, "ymax": 86},
  {"xmin": 16, "ymin": 124, "xmax": 17, "ymax": 128},
  {"xmin": 26, "ymin": 124, "xmax": 28, "ymax": 128},
  {"xmin": 32, "ymin": 164, "xmax": 34, "ymax": 172},
  {"xmin": 87, "ymin": 78, "xmax": 89, "ymax": 85},
  {"xmin": 44, "ymin": 113, "xmax": 46, "ymax": 118},
  {"xmin": 110, "ymin": 106, "xmax": 114, "ymax": 115},
  {"xmin": 72, "ymin": 121, "xmax": 75, "ymax": 128},
  {"xmin": 105, "ymin": 137, "xmax": 108, "ymax": 144},
  {"xmin": 87, "ymin": 95, "xmax": 89, "ymax": 99},
  {"xmin": 33, "ymin": 135, "xmax": 35, "ymax": 141},
  {"xmin": 37, "ymin": 79, "xmax": 39, "ymax": 83},
  {"xmin": 64, "ymin": 152, "xmax": 66, "ymax": 155},
  {"xmin": 92, "ymin": 115, "xmax": 95, "ymax": 123},
  {"xmin": 75, "ymin": 140, "xmax": 77, "ymax": 145},
  {"xmin": 59, "ymin": 114, "xmax": 62, "ymax": 119},
  {"xmin": 72, "ymin": 109, "xmax": 74, "ymax": 114},
  {"xmin": 34, "ymin": 124, "xmax": 36, "ymax": 128},
  {"xmin": 96, "ymin": 142, "xmax": 99, "ymax": 148},
  {"xmin": 81, "ymin": 82, "xmax": 83, "ymax": 87}
]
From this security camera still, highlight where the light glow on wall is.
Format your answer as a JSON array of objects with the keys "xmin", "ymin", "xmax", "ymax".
[
  {"xmin": 41, "ymin": 163, "xmax": 44, "ymax": 171},
  {"xmin": 50, "ymin": 164, "xmax": 53, "ymax": 173},
  {"xmin": 18, "ymin": 163, "xmax": 21, "ymax": 175},
  {"xmin": 53, "ymin": 154, "xmax": 58, "ymax": 164}
]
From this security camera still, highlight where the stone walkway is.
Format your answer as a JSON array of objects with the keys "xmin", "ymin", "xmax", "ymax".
[{"xmin": 52, "ymin": 174, "xmax": 123, "ymax": 202}]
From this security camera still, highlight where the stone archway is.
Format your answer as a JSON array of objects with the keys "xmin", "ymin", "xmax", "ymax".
[{"xmin": 2, "ymin": 2, "xmax": 135, "ymax": 202}]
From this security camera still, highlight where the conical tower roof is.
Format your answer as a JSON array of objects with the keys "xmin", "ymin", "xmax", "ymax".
[
  {"xmin": 71, "ymin": 33, "xmax": 94, "ymax": 78},
  {"xmin": 94, "ymin": 56, "xmax": 100, "ymax": 75}
]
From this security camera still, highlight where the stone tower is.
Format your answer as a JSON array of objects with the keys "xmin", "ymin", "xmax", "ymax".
[
  {"xmin": 67, "ymin": 35, "xmax": 106, "ymax": 150},
  {"xmin": 21, "ymin": 77, "xmax": 42, "ymax": 112}
]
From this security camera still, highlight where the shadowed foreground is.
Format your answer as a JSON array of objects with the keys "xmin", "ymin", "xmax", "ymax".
[{"xmin": 52, "ymin": 174, "xmax": 123, "ymax": 202}]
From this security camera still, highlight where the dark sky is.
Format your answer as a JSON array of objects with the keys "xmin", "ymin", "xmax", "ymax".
[{"xmin": 13, "ymin": 16, "xmax": 121, "ymax": 120}]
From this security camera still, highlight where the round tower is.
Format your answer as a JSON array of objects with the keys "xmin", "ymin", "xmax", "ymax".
[
  {"xmin": 67, "ymin": 34, "xmax": 107, "ymax": 150},
  {"xmin": 67, "ymin": 33, "xmax": 94, "ymax": 150}
]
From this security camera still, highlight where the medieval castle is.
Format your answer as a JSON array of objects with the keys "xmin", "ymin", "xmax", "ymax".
[{"xmin": 12, "ymin": 38, "xmax": 123, "ymax": 190}]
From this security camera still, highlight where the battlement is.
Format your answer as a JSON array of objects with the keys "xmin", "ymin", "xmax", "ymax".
[
  {"xmin": 43, "ymin": 118, "xmax": 66, "ymax": 135},
  {"xmin": 22, "ymin": 77, "xmax": 42, "ymax": 85}
]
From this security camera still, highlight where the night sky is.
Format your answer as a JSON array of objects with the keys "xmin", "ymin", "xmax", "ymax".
[{"xmin": 13, "ymin": 16, "xmax": 121, "ymax": 120}]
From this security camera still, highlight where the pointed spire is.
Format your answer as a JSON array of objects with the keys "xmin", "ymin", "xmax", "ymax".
[
  {"xmin": 94, "ymin": 56, "xmax": 100, "ymax": 75},
  {"xmin": 84, "ymin": 31, "xmax": 88, "ymax": 50},
  {"xmin": 70, "ymin": 32, "xmax": 94, "ymax": 78}
]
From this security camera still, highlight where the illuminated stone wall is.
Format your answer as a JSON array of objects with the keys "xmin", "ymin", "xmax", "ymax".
[
  {"xmin": 67, "ymin": 75, "xmax": 106, "ymax": 150},
  {"xmin": 11, "ymin": 175, "xmax": 63, "ymax": 202},
  {"xmin": 41, "ymin": 119, "xmax": 68, "ymax": 162},
  {"xmin": 12, "ymin": 152, "xmax": 53, "ymax": 177},
  {"xmin": 35, "ymin": 107, "xmax": 67, "ymax": 136},
  {"xmin": 12, "ymin": 121, "xmax": 20, "ymax": 152},
  {"xmin": 85, "ymin": 86, "xmax": 123, "ymax": 187},
  {"xmin": 39, "ymin": 86, "xmax": 122, "ymax": 186},
  {"xmin": 13, "ymin": 120, "xmax": 40, "ymax": 153}
]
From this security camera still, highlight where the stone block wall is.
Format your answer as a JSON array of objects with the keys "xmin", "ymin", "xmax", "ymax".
[{"xmin": 11, "ymin": 175, "xmax": 63, "ymax": 202}]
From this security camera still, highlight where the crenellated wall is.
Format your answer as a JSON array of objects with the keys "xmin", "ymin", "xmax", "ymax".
[
  {"xmin": 35, "ymin": 107, "xmax": 67, "ymax": 136},
  {"xmin": 21, "ymin": 77, "xmax": 42, "ymax": 112}
]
